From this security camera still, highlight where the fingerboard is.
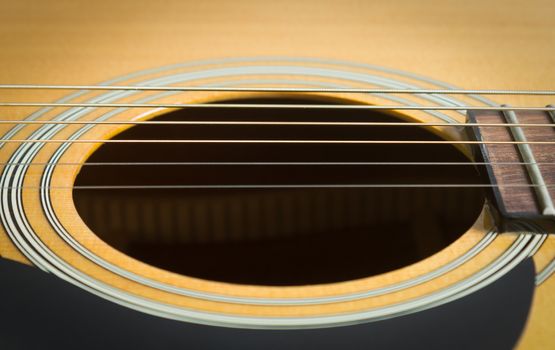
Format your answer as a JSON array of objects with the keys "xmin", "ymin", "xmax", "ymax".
[{"xmin": 467, "ymin": 109, "xmax": 555, "ymax": 227}]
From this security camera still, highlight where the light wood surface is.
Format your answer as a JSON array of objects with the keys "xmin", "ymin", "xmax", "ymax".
[{"xmin": 0, "ymin": 0, "xmax": 554, "ymax": 347}]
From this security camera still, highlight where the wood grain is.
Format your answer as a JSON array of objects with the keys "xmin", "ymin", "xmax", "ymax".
[
  {"xmin": 0, "ymin": 0, "xmax": 554, "ymax": 347},
  {"xmin": 467, "ymin": 110, "xmax": 555, "ymax": 222}
]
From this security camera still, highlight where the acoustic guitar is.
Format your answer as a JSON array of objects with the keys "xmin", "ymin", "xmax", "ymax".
[{"xmin": 1, "ymin": 0, "xmax": 554, "ymax": 348}]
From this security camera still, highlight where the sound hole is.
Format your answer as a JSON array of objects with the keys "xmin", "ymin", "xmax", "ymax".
[{"xmin": 73, "ymin": 97, "xmax": 485, "ymax": 286}]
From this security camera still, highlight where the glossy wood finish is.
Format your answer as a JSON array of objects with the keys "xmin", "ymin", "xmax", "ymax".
[{"xmin": 0, "ymin": 0, "xmax": 554, "ymax": 348}]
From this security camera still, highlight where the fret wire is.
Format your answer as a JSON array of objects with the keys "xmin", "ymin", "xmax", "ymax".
[
  {"xmin": 547, "ymin": 104, "xmax": 555, "ymax": 122},
  {"xmin": 2, "ymin": 184, "xmax": 555, "ymax": 190},
  {"xmin": 1, "ymin": 102, "xmax": 555, "ymax": 111},
  {"xmin": 1, "ymin": 84, "xmax": 555, "ymax": 95},
  {"xmin": 0, "ymin": 120, "xmax": 554, "ymax": 127},
  {"xmin": 2, "ymin": 161, "xmax": 555, "ymax": 166},
  {"xmin": 2, "ymin": 139, "xmax": 555, "ymax": 145}
]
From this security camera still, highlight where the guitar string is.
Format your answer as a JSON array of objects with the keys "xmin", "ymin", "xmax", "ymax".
[
  {"xmin": 0, "ymin": 120, "xmax": 554, "ymax": 127},
  {"xmin": 2, "ymin": 93, "xmax": 552, "ymax": 190},
  {"xmin": 3, "ymin": 161, "xmax": 551, "ymax": 188},
  {"xmin": 1, "ymin": 102, "xmax": 555, "ymax": 111},
  {"xmin": 2, "ymin": 161, "xmax": 554, "ymax": 166},
  {"xmin": 1, "ymin": 139, "xmax": 554, "ymax": 144},
  {"xmin": 2, "ymin": 184, "xmax": 555, "ymax": 190},
  {"xmin": 1, "ymin": 84, "xmax": 555, "ymax": 95}
]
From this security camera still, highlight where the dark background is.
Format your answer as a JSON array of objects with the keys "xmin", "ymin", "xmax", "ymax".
[{"xmin": 0, "ymin": 257, "xmax": 535, "ymax": 350}]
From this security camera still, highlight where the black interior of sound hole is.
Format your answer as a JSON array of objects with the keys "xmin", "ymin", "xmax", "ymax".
[{"xmin": 73, "ymin": 97, "xmax": 485, "ymax": 286}]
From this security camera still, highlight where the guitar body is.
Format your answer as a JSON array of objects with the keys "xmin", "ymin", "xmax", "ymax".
[{"xmin": 1, "ymin": 1, "xmax": 554, "ymax": 348}]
